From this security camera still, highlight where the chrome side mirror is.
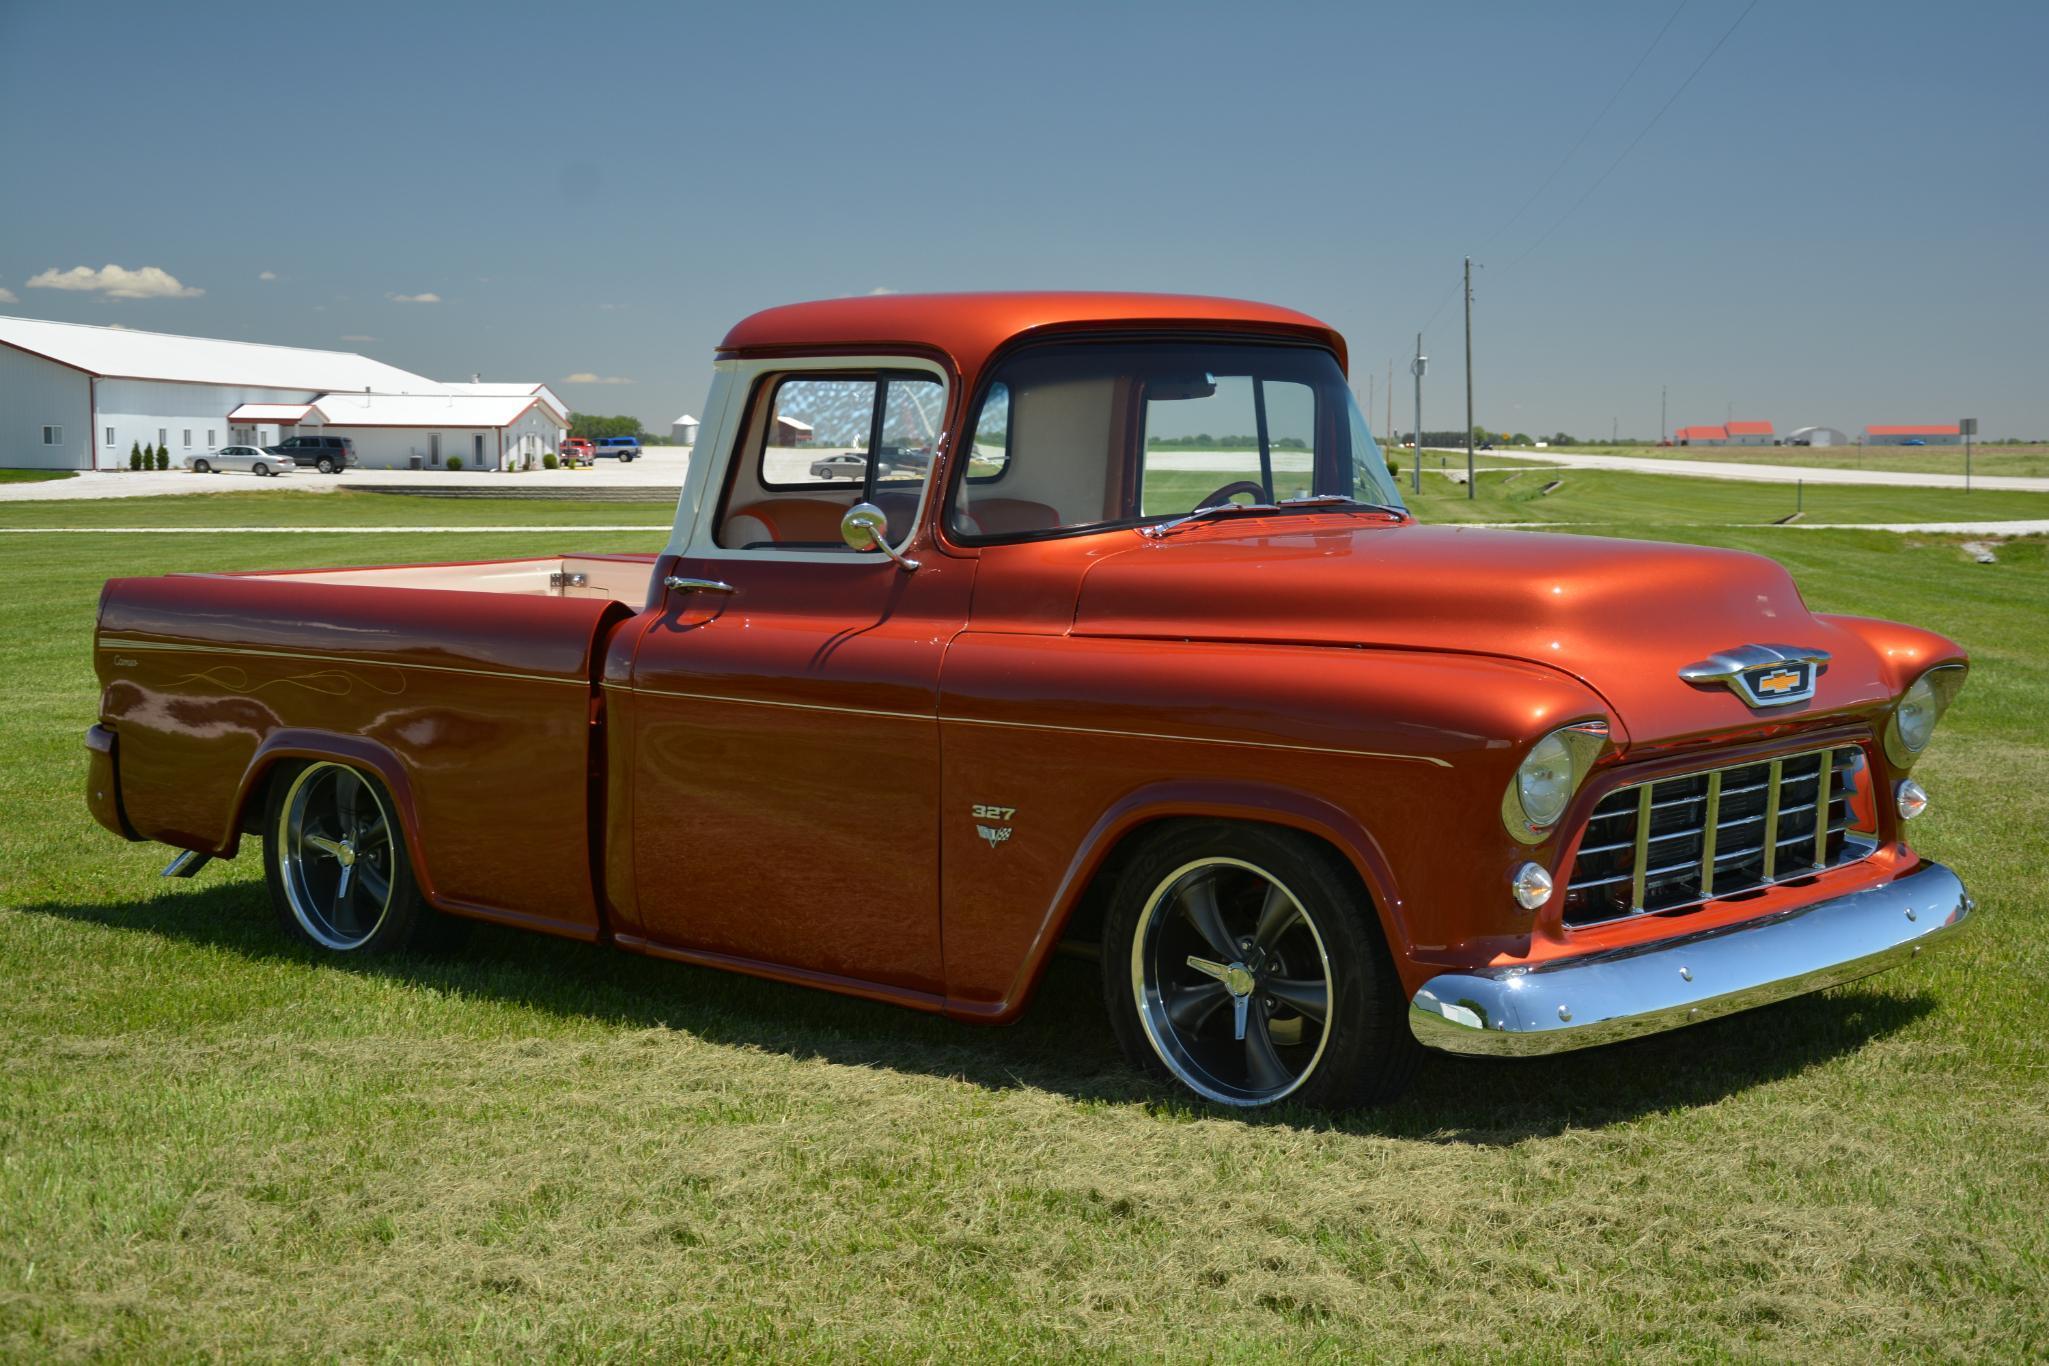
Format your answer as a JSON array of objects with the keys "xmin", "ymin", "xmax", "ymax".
[{"xmin": 840, "ymin": 502, "xmax": 920, "ymax": 572}]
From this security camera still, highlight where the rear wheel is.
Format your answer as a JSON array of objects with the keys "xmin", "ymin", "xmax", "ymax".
[
  {"xmin": 263, "ymin": 761, "xmax": 454, "ymax": 955},
  {"xmin": 192, "ymin": 459, "xmax": 210, "ymax": 474},
  {"xmin": 253, "ymin": 461, "xmax": 271, "ymax": 477},
  {"xmin": 316, "ymin": 456, "xmax": 336, "ymax": 473},
  {"xmin": 1101, "ymin": 822, "xmax": 1420, "ymax": 1110}
]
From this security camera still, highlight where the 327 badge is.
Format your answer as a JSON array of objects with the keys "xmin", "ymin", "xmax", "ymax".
[{"xmin": 971, "ymin": 804, "xmax": 1015, "ymax": 849}]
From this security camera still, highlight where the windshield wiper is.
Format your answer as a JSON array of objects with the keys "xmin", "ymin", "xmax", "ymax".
[{"xmin": 1140, "ymin": 495, "xmax": 1403, "ymax": 539}]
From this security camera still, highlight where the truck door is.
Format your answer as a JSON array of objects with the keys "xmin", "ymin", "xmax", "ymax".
[{"xmin": 623, "ymin": 363, "xmax": 970, "ymax": 999}]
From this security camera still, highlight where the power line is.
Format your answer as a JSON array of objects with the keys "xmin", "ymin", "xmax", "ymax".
[
  {"xmin": 1479, "ymin": 0, "xmax": 1691, "ymax": 255},
  {"xmin": 1509, "ymin": 0, "xmax": 1761, "ymax": 269}
]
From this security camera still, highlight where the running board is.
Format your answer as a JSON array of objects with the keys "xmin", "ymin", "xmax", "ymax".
[{"xmin": 160, "ymin": 850, "xmax": 213, "ymax": 879}]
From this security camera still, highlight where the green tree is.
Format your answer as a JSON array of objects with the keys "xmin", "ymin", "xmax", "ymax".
[
  {"xmin": 129, "ymin": 442, "xmax": 142, "ymax": 471},
  {"xmin": 156, "ymin": 446, "xmax": 169, "ymax": 470},
  {"xmin": 568, "ymin": 412, "xmax": 646, "ymax": 441}
]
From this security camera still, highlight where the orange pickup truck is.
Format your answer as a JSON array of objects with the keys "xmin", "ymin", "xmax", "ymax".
[{"xmin": 85, "ymin": 293, "xmax": 1972, "ymax": 1109}]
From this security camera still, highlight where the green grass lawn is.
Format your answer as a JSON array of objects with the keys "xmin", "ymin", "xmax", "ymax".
[
  {"xmin": 0, "ymin": 469, "xmax": 77, "ymax": 484},
  {"xmin": 1145, "ymin": 463, "xmax": 2049, "ymax": 526},
  {"xmin": 3, "ymin": 497, "xmax": 2046, "ymax": 1357},
  {"xmin": 1535, "ymin": 442, "xmax": 2049, "ymax": 481},
  {"xmin": 0, "ymin": 489, "xmax": 679, "ymax": 530}
]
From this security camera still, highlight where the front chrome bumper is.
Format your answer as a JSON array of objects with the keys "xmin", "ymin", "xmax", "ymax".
[{"xmin": 1408, "ymin": 860, "xmax": 1972, "ymax": 1057}]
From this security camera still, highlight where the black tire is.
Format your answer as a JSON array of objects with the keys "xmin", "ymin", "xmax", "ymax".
[
  {"xmin": 253, "ymin": 461, "xmax": 270, "ymax": 477},
  {"xmin": 192, "ymin": 459, "xmax": 210, "ymax": 474},
  {"xmin": 1100, "ymin": 821, "xmax": 1421, "ymax": 1110},
  {"xmin": 317, "ymin": 457, "xmax": 335, "ymax": 473},
  {"xmin": 262, "ymin": 760, "xmax": 464, "ymax": 956}
]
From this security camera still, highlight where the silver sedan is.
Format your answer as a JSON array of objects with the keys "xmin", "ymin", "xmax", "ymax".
[{"xmin": 185, "ymin": 445, "xmax": 296, "ymax": 477}]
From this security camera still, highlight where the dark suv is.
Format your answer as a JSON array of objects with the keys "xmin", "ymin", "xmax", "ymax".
[{"xmin": 266, "ymin": 435, "xmax": 358, "ymax": 473}]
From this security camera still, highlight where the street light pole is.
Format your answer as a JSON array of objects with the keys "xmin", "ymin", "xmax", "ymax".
[
  {"xmin": 1463, "ymin": 256, "xmax": 1476, "ymax": 501},
  {"xmin": 1410, "ymin": 333, "xmax": 1426, "ymax": 496}
]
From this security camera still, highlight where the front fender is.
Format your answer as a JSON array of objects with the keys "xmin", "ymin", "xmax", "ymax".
[{"xmin": 947, "ymin": 779, "xmax": 1408, "ymax": 1025}]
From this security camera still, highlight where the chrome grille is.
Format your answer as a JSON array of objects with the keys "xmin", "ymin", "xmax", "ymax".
[{"xmin": 1563, "ymin": 746, "xmax": 1874, "ymax": 928}]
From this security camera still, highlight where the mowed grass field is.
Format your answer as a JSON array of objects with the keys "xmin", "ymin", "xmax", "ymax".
[
  {"xmin": 2, "ymin": 486, "xmax": 2046, "ymax": 1358},
  {"xmin": 1535, "ymin": 442, "xmax": 2049, "ymax": 481}
]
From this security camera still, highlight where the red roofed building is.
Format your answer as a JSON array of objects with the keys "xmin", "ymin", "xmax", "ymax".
[
  {"xmin": 1866, "ymin": 424, "xmax": 1961, "ymax": 446},
  {"xmin": 1724, "ymin": 420, "xmax": 1774, "ymax": 446},
  {"xmin": 1673, "ymin": 424, "xmax": 1728, "ymax": 446}
]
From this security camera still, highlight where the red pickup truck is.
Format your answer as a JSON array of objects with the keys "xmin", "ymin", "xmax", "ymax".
[{"xmin": 85, "ymin": 292, "xmax": 1973, "ymax": 1109}]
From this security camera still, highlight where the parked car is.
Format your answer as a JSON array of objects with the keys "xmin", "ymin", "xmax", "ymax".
[
  {"xmin": 184, "ymin": 445, "xmax": 295, "ymax": 477},
  {"xmin": 264, "ymin": 434, "xmax": 356, "ymax": 473},
  {"xmin": 808, "ymin": 453, "xmax": 869, "ymax": 480},
  {"xmin": 1903, "ymin": 438, "xmax": 1928, "ymax": 447},
  {"xmin": 85, "ymin": 292, "xmax": 1973, "ymax": 1111},
  {"xmin": 593, "ymin": 436, "xmax": 642, "ymax": 461},
  {"xmin": 560, "ymin": 438, "xmax": 596, "ymax": 466}
]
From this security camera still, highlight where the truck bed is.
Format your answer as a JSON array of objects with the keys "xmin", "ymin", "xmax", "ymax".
[{"xmin": 90, "ymin": 553, "xmax": 657, "ymax": 941}]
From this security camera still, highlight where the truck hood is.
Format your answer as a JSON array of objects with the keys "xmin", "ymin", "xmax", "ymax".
[{"xmin": 1069, "ymin": 520, "xmax": 1900, "ymax": 743}]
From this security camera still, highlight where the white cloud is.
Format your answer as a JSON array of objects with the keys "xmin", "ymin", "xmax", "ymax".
[
  {"xmin": 340, "ymin": 334, "xmax": 376, "ymax": 343},
  {"xmin": 0, "ymin": 286, "xmax": 16, "ymax": 304},
  {"xmin": 387, "ymin": 291, "xmax": 442, "ymax": 304},
  {"xmin": 258, "ymin": 270, "xmax": 278, "ymax": 282},
  {"xmin": 26, "ymin": 264, "xmax": 203, "ymax": 300},
  {"xmin": 563, "ymin": 372, "xmax": 633, "ymax": 385}
]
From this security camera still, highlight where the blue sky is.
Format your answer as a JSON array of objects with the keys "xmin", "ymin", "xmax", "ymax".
[{"xmin": 2, "ymin": 0, "xmax": 2043, "ymax": 438}]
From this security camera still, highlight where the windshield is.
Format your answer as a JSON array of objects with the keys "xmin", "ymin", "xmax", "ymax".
[{"xmin": 948, "ymin": 340, "xmax": 1402, "ymax": 542}]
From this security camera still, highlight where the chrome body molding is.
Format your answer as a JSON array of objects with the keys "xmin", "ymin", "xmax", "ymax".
[{"xmin": 1407, "ymin": 860, "xmax": 1971, "ymax": 1057}]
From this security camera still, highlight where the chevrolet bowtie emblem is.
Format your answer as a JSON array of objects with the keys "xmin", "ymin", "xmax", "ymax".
[{"xmin": 1678, "ymin": 644, "xmax": 1829, "ymax": 708}]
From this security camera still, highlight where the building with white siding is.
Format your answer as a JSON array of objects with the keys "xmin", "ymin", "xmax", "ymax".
[
  {"xmin": 235, "ymin": 391, "xmax": 567, "ymax": 470},
  {"xmin": 0, "ymin": 315, "xmax": 562, "ymax": 471}
]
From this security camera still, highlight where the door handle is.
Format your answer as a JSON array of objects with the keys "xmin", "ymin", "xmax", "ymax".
[{"xmin": 663, "ymin": 575, "xmax": 736, "ymax": 596}]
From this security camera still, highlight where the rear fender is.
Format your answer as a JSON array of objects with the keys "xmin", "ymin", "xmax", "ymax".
[{"xmin": 227, "ymin": 730, "xmax": 436, "ymax": 900}]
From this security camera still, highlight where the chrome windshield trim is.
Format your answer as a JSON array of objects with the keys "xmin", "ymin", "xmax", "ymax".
[{"xmin": 1409, "ymin": 861, "xmax": 1971, "ymax": 1057}]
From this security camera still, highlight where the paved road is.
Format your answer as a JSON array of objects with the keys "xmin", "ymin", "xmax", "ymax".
[
  {"xmin": 0, "ymin": 448, "xmax": 695, "ymax": 502},
  {"xmin": 1427, "ymin": 447, "xmax": 2049, "ymax": 493}
]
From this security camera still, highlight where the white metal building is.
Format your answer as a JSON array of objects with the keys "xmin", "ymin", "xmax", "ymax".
[
  {"xmin": 229, "ymin": 392, "xmax": 568, "ymax": 470},
  {"xmin": 1, "ymin": 314, "xmax": 562, "ymax": 471},
  {"xmin": 672, "ymin": 413, "xmax": 699, "ymax": 445},
  {"xmin": 0, "ymin": 315, "xmax": 440, "ymax": 470}
]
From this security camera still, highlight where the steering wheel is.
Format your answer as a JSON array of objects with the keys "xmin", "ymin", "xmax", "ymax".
[{"xmin": 1196, "ymin": 480, "xmax": 1268, "ymax": 510}]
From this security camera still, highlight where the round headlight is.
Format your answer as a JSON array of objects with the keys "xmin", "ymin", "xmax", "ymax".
[
  {"xmin": 1895, "ymin": 674, "xmax": 1939, "ymax": 753},
  {"xmin": 1516, "ymin": 731, "xmax": 1575, "ymax": 829}
]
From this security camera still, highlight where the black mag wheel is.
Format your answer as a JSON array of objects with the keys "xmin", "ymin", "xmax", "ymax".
[
  {"xmin": 263, "ymin": 761, "xmax": 457, "ymax": 955},
  {"xmin": 1103, "ymin": 823, "xmax": 1420, "ymax": 1110}
]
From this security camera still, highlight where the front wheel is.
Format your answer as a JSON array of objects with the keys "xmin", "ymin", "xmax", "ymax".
[
  {"xmin": 192, "ymin": 459, "xmax": 210, "ymax": 474},
  {"xmin": 263, "ymin": 761, "xmax": 457, "ymax": 955},
  {"xmin": 1102, "ymin": 822, "xmax": 1420, "ymax": 1110}
]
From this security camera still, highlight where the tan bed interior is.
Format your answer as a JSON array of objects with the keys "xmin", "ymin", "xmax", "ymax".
[{"xmin": 263, "ymin": 555, "xmax": 657, "ymax": 605}]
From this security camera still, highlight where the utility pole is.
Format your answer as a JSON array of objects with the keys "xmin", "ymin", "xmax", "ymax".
[
  {"xmin": 1463, "ymin": 257, "xmax": 1476, "ymax": 501},
  {"xmin": 1410, "ymin": 334, "xmax": 1426, "ymax": 496},
  {"xmin": 1386, "ymin": 359, "xmax": 1395, "ymax": 447},
  {"xmin": 1660, "ymin": 385, "xmax": 1667, "ymax": 444}
]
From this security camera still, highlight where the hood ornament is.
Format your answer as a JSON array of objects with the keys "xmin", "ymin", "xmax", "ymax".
[{"xmin": 1679, "ymin": 644, "xmax": 1830, "ymax": 708}]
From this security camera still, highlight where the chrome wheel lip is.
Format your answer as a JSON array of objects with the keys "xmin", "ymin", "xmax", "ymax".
[
  {"xmin": 1130, "ymin": 856, "xmax": 1335, "ymax": 1107},
  {"xmin": 277, "ymin": 762, "xmax": 395, "ymax": 951}
]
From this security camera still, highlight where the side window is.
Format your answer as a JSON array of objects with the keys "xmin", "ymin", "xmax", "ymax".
[
  {"xmin": 718, "ymin": 368, "xmax": 946, "ymax": 552},
  {"xmin": 760, "ymin": 376, "xmax": 875, "ymax": 489},
  {"xmin": 968, "ymin": 381, "xmax": 1009, "ymax": 480},
  {"xmin": 874, "ymin": 375, "xmax": 944, "ymax": 488}
]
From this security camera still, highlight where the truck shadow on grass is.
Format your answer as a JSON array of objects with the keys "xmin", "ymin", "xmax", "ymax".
[{"xmin": 25, "ymin": 881, "xmax": 1936, "ymax": 1145}]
